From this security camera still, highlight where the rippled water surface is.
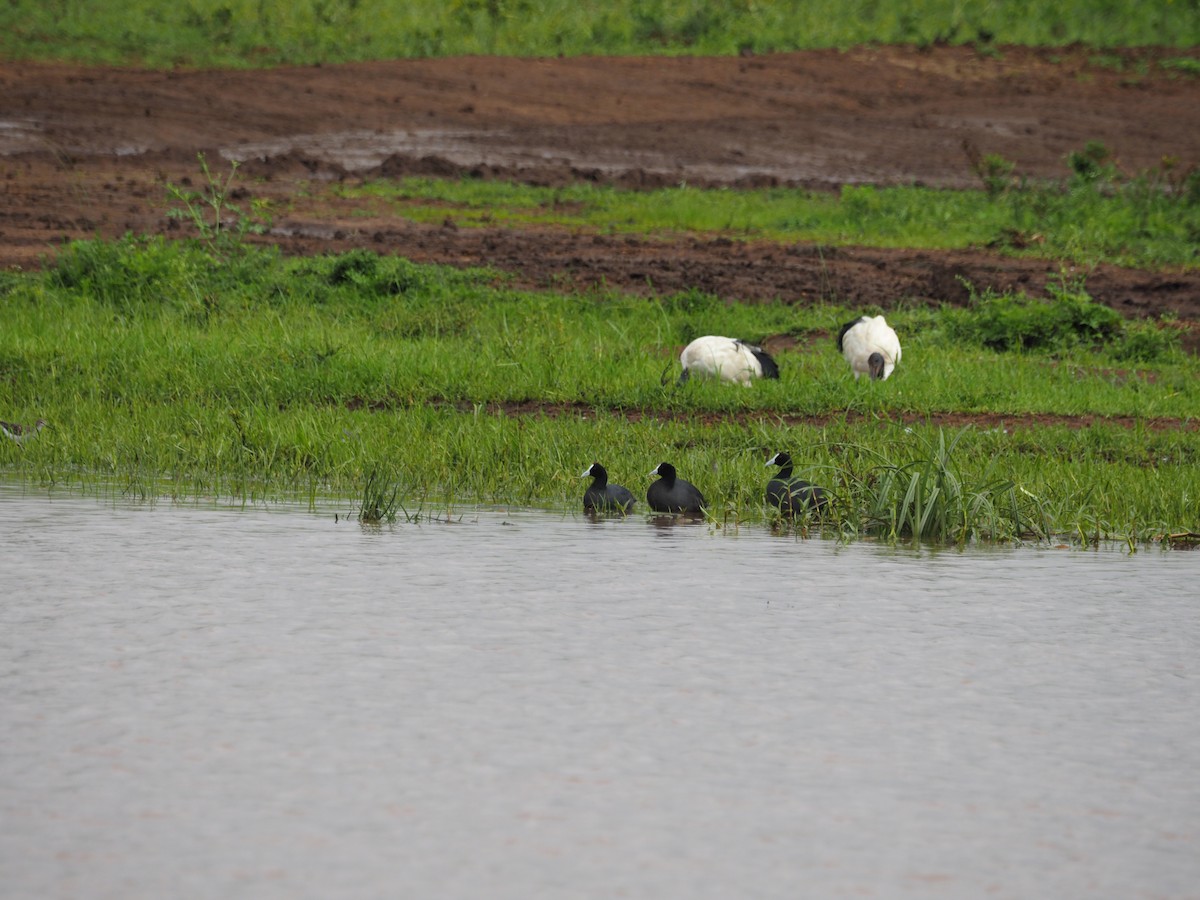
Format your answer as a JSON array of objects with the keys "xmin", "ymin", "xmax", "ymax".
[{"xmin": 2, "ymin": 488, "xmax": 1198, "ymax": 899}]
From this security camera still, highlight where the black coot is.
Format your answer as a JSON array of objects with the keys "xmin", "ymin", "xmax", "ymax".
[
  {"xmin": 647, "ymin": 462, "xmax": 706, "ymax": 515},
  {"xmin": 581, "ymin": 462, "xmax": 636, "ymax": 513},
  {"xmin": 765, "ymin": 451, "xmax": 829, "ymax": 516}
]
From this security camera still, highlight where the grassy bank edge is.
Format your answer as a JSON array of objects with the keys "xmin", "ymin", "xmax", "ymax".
[{"xmin": 2, "ymin": 239, "xmax": 1197, "ymax": 547}]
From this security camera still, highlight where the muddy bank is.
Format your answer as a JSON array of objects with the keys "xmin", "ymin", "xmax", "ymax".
[{"xmin": 2, "ymin": 46, "xmax": 1197, "ymax": 328}]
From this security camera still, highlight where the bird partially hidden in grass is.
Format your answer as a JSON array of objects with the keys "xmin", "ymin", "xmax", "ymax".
[
  {"xmin": 765, "ymin": 451, "xmax": 829, "ymax": 517},
  {"xmin": 647, "ymin": 462, "xmax": 706, "ymax": 515},
  {"xmin": 837, "ymin": 315, "xmax": 901, "ymax": 380},
  {"xmin": 581, "ymin": 462, "xmax": 636, "ymax": 514},
  {"xmin": 677, "ymin": 335, "xmax": 780, "ymax": 387},
  {"xmin": 1, "ymin": 418, "xmax": 48, "ymax": 445}
]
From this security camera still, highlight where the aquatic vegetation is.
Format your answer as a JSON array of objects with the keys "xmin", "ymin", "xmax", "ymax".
[{"xmin": 358, "ymin": 468, "xmax": 400, "ymax": 524}]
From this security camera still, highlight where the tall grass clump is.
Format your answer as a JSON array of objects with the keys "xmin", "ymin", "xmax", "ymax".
[
  {"xmin": 850, "ymin": 427, "xmax": 1039, "ymax": 544},
  {"xmin": 358, "ymin": 467, "xmax": 400, "ymax": 523}
]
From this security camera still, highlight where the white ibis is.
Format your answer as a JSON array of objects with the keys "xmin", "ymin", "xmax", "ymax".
[
  {"xmin": 678, "ymin": 335, "xmax": 780, "ymax": 387},
  {"xmin": 837, "ymin": 315, "xmax": 901, "ymax": 380}
]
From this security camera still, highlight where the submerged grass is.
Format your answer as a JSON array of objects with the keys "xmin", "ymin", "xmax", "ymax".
[
  {"xmin": 2, "ymin": 0, "xmax": 1197, "ymax": 67},
  {"xmin": 2, "ymin": 239, "xmax": 1197, "ymax": 545}
]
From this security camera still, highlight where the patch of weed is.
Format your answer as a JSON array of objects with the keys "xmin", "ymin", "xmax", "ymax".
[{"xmin": 946, "ymin": 280, "xmax": 1122, "ymax": 353}]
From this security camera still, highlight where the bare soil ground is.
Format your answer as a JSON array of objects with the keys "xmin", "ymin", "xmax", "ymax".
[{"xmin": 2, "ymin": 45, "xmax": 1198, "ymax": 340}]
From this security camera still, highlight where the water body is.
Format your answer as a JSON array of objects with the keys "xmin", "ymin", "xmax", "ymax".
[{"xmin": 2, "ymin": 488, "xmax": 1197, "ymax": 899}]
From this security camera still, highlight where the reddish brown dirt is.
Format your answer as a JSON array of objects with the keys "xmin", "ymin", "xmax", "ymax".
[{"xmin": 2, "ymin": 45, "xmax": 1198, "ymax": 340}]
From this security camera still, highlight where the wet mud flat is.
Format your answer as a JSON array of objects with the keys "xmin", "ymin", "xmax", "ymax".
[{"xmin": 2, "ymin": 46, "xmax": 1198, "ymax": 330}]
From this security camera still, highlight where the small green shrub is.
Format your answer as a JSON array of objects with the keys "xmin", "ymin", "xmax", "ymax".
[
  {"xmin": 1112, "ymin": 321, "xmax": 1182, "ymax": 363},
  {"xmin": 166, "ymin": 153, "xmax": 269, "ymax": 258},
  {"xmin": 1066, "ymin": 140, "xmax": 1117, "ymax": 183},
  {"xmin": 49, "ymin": 236, "xmax": 193, "ymax": 311},
  {"xmin": 949, "ymin": 281, "xmax": 1123, "ymax": 353},
  {"xmin": 971, "ymin": 152, "xmax": 1017, "ymax": 197},
  {"xmin": 290, "ymin": 249, "xmax": 476, "ymax": 297}
]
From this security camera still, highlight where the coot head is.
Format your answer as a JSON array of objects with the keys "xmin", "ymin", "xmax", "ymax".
[
  {"xmin": 581, "ymin": 461, "xmax": 609, "ymax": 483},
  {"xmin": 764, "ymin": 450, "xmax": 793, "ymax": 476}
]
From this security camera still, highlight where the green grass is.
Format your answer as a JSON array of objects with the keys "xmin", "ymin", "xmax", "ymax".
[
  {"xmin": 2, "ymin": 0, "xmax": 1198, "ymax": 67},
  {"xmin": 4, "ymin": 9, "xmax": 1195, "ymax": 546},
  {"xmin": 2, "ymin": 239, "xmax": 1197, "ymax": 544},
  {"xmin": 341, "ymin": 157, "xmax": 1200, "ymax": 270}
]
